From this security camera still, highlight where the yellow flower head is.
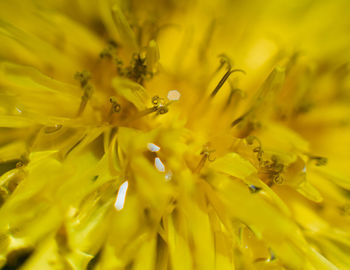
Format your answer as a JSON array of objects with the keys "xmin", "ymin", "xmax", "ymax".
[{"xmin": 0, "ymin": 0, "xmax": 350, "ymax": 269}]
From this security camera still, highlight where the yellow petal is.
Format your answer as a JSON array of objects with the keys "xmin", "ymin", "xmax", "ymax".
[
  {"xmin": 112, "ymin": 77, "xmax": 148, "ymax": 111},
  {"xmin": 209, "ymin": 152, "xmax": 257, "ymax": 180}
]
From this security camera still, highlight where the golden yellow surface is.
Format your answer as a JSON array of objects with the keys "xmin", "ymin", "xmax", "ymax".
[{"xmin": 0, "ymin": 0, "xmax": 350, "ymax": 269}]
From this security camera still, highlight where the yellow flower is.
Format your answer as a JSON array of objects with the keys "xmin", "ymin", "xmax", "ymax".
[{"xmin": 0, "ymin": 0, "xmax": 350, "ymax": 269}]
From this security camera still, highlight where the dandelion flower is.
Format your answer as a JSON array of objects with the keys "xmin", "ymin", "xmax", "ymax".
[{"xmin": 0, "ymin": 0, "xmax": 350, "ymax": 269}]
